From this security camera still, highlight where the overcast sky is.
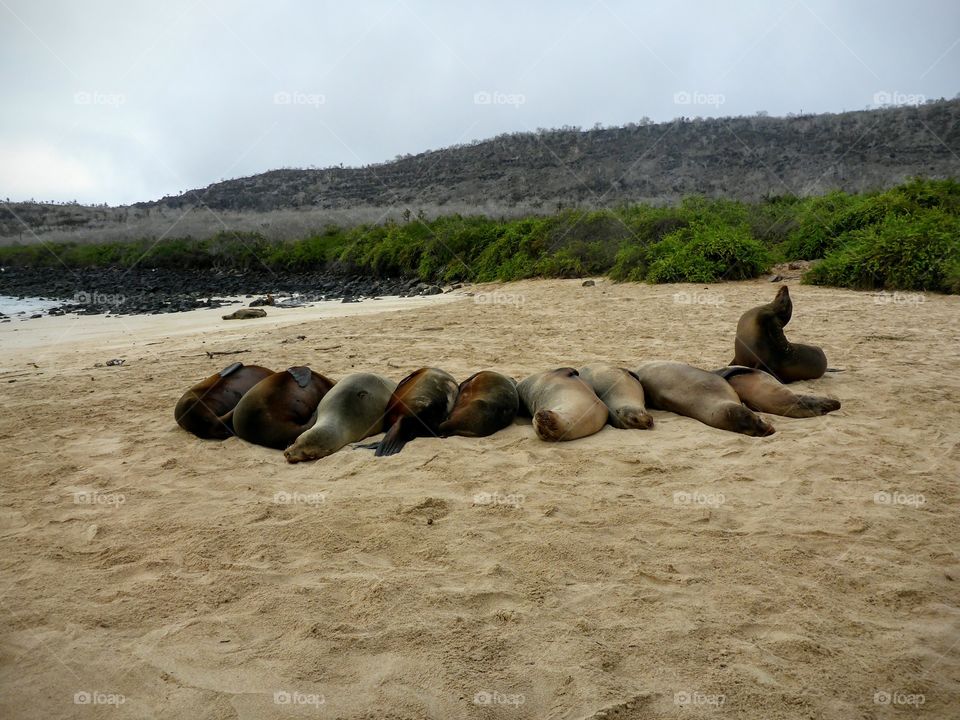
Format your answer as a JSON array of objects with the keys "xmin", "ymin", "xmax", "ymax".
[{"xmin": 1, "ymin": 0, "xmax": 958, "ymax": 205}]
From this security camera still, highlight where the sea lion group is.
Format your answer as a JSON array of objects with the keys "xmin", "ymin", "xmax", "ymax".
[{"xmin": 174, "ymin": 286, "xmax": 840, "ymax": 460}]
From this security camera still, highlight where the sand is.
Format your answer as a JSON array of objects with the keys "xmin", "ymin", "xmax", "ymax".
[{"xmin": 0, "ymin": 278, "xmax": 957, "ymax": 720}]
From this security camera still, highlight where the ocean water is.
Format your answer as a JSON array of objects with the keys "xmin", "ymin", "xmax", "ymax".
[{"xmin": 0, "ymin": 295, "xmax": 63, "ymax": 316}]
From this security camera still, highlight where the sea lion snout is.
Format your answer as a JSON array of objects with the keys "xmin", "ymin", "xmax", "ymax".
[
  {"xmin": 283, "ymin": 441, "xmax": 334, "ymax": 463},
  {"xmin": 615, "ymin": 406, "xmax": 654, "ymax": 430},
  {"xmin": 283, "ymin": 446, "xmax": 306, "ymax": 463},
  {"xmin": 727, "ymin": 405, "xmax": 776, "ymax": 437}
]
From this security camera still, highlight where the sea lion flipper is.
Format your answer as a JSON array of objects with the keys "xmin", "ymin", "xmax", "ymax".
[
  {"xmin": 287, "ymin": 366, "xmax": 313, "ymax": 388},
  {"xmin": 624, "ymin": 369, "xmax": 641, "ymax": 382},
  {"xmin": 217, "ymin": 409, "xmax": 237, "ymax": 434},
  {"xmin": 375, "ymin": 420, "xmax": 409, "ymax": 456},
  {"xmin": 712, "ymin": 365, "xmax": 763, "ymax": 380},
  {"xmin": 219, "ymin": 361, "xmax": 243, "ymax": 378}
]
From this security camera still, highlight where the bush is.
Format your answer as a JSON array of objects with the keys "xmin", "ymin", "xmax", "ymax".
[
  {"xmin": 804, "ymin": 209, "xmax": 960, "ymax": 292},
  {"xmin": 645, "ymin": 222, "xmax": 771, "ymax": 283},
  {"xmin": 782, "ymin": 178, "xmax": 960, "ymax": 261},
  {"xmin": 609, "ymin": 244, "xmax": 651, "ymax": 281},
  {"xmin": 1, "ymin": 178, "xmax": 955, "ymax": 293},
  {"xmin": 781, "ymin": 191, "xmax": 868, "ymax": 259}
]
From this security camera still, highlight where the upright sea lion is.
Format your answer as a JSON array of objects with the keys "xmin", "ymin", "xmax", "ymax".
[
  {"xmin": 517, "ymin": 368, "xmax": 608, "ymax": 442},
  {"xmin": 284, "ymin": 373, "xmax": 397, "ymax": 463},
  {"xmin": 174, "ymin": 362, "xmax": 274, "ymax": 439},
  {"xmin": 713, "ymin": 366, "xmax": 841, "ymax": 417},
  {"xmin": 438, "ymin": 371, "xmax": 519, "ymax": 438},
  {"xmin": 375, "ymin": 368, "xmax": 459, "ymax": 456},
  {"xmin": 635, "ymin": 361, "xmax": 775, "ymax": 436},
  {"xmin": 579, "ymin": 364, "xmax": 654, "ymax": 429},
  {"xmin": 232, "ymin": 367, "xmax": 336, "ymax": 449},
  {"xmin": 732, "ymin": 285, "xmax": 827, "ymax": 383}
]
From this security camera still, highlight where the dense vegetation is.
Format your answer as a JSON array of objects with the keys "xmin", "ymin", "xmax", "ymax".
[{"xmin": 1, "ymin": 178, "xmax": 958, "ymax": 294}]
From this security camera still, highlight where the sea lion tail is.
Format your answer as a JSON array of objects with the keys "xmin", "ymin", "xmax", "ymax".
[{"xmin": 375, "ymin": 421, "xmax": 409, "ymax": 456}]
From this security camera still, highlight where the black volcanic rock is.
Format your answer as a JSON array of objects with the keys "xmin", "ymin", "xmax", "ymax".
[{"xmin": 0, "ymin": 267, "xmax": 414, "ymax": 317}]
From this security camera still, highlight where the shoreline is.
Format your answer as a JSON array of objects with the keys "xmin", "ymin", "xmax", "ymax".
[{"xmin": 0, "ymin": 291, "xmax": 464, "ymax": 364}]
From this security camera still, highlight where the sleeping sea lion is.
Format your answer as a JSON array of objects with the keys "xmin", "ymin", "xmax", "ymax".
[
  {"xmin": 232, "ymin": 366, "xmax": 335, "ymax": 449},
  {"xmin": 731, "ymin": 285, "xmax": 827, "ymax": 383},
  {"xmin": 174, "ymin": 362, "xmax": 274, "ymax": 439},
  {"xmin": 438, "ymin": 371, "xmax": 519, "ymax": 438},
  {"xmin": 578, "ymin": 364, "xmax": 654, "ymax": 429},
  {"xmin": 375, "ymin": 368, "xmax": 459, "ymax": 456},
  {"xmin": 284, "ymin": 373, "xmax": 397, "ymax": 462},
  {"xmin": 713, "ymin": 366, "xmax": 841, "ymax": 417},
  {"xmin": 635, "ymin": 361, "xmax": 775, "ymax": 436},
  {"xmin": 222, "ymin": 308, "xmax": 267, "ymax": 320},
  {"xmin": 517, "ymin": 368, "xmax": 608, "ymax": 442}
]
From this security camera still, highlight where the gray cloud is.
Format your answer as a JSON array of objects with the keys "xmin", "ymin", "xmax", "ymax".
[{"xmin": 1, "ymin": 0, "xmax": 957, "ymax": 204}]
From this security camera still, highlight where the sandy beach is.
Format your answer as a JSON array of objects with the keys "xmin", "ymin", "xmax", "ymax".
[{"xmin": 0, "ymin": 278, "xmax": 957, "ymax": 719}]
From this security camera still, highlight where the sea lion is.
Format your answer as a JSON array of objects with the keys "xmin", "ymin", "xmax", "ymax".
[
  {"xmin": 375, "ymin": 368, "xmax": 459, "ymax": 456},
  {"xmin": 579, "ymin": 364, "xmax": 654, "ymax": 429},
  {"xmin": 232, "ymin": 366, "xmax": 336, "ymax": 449},
  {"xmin": 174, "ymin": 362, "xmax": 274, "ymax": 439},
  {"xmin": 635, "ymin": 361, "xmax": 775, "ymax": 436},
  {"xmin": 517, "ymin": 368, "xmax": 608, "ymax": 442},
  {"xmin": 438, "ymin": 371, "xmax": 519, "ymax": 438},
  {"xmin": 284, "ymin": 373, "xmax": 397, "ymax": 463},
  {"xmin": 222, "ymin": 307, "xmax": 267, "ymax": 320},
  {"xmin": 731, "ymin": 285, "xmax": 827, "ymax": 383},
  {"xmin": 713, "ymin": 366, "xmax": 841, "ymax": 417}
]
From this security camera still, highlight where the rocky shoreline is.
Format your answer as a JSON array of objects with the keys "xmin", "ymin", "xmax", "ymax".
[{"xmin": 0, "ymin": 267, "xmax": 450, "ymax": 318}]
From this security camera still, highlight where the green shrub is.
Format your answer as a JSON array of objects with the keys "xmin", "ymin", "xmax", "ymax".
[
  {"xmin": 1, "ymin": 178, "xmax": 955, "ymax": 293},
  {"xmin": 609, "ymin": 244, "xmax": 650, "ymax": 281},
  {"xmin": 804, "ymin": 209, "xmax": 960, "ymax": 292},
  {"xmin": 644, "ymin": 222, "xmax": 771, "ymax": 283},
  {"xmin": 782, "ymin": 191, "xmax": 866, "ymax": 259}
]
